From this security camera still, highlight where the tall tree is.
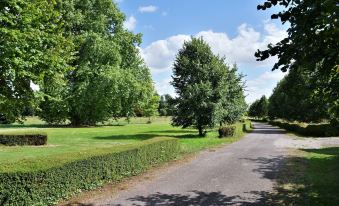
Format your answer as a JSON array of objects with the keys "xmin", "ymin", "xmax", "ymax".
[
  {"xmin": 0, "ymin": 0, "xmax": 73, "ymax": 122},
  {"xmin": 39, "ymin": 0, "xmax": 156, "ymax": 126},
  {"xmin": 172, "ymin": 37, "xmax": 246, "ymax": 136},
  {"xmin": 255, "ymin": 0, "xmax": 339, "ymax": 122},
  {"xmin": 268, "ymin": 67, "xmax": 329, "ymax": 122}
]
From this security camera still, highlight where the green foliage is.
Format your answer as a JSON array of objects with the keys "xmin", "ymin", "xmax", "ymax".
[
  {"xmin": 248, "ymin": 95, "xmax": 268, "ymax": 119},
  {"xmin": 256, "ymin": 0, "xmax": 339, "ymax": 122},
  {"xmin": 0, "ymin": 137, "xmax": 179, "ymax": 205},
  {"xmin": 218, "ymin": 125, "xmax": 236, "ymax": 138},
  {"xmin": 270, "ymin": 120, "xmax": 339, "ymax": 137},
  {"xmin": 171, "ymin": 37, "xmax": 246, "ymax": 136},
  {"xmin": 35, "ymin": 0, "xmax": 157, "ymax": 126},
  {"xmin": 0, "ymin": 0, "xmax": 156, "ymax": 125},
  {"xmin": 0, "ymin": 133, "xmax": 47, "ymax": 146},
  {"xmin": 0, "ymin": 114, "xmax": 12, "ymax": 124},
  {"xmin": 158, "ymin": 94, "xmax": 175, "ymax": 116},
  {"xmin": 268, "ymin": 68, "xmax": 329, "ymax": 122},
  {"xmin": 0, "ymin": 0, "xmax": 74, "ymax": 122},
  {"xmin": 140, "ymin": 92, "xmax": 160, "ymax": 119}
]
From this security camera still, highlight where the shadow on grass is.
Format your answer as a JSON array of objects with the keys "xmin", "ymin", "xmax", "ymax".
[
  {"xmin": 144, "ymin": 130, "xmax": 196, "ymax": 134},
  {"xmin": 302, "ymin": 147, "xmax": 339, "ymax": 155},
  {"xmin": 268, "ymin": 147, "xmax": 339, "ymax": 206},
  {"xmin": 93, "ymin": 134, "xmax": 157, "ymax": 141},
  {"xmin": 93, "ymin": 133, "xmax": 202, "ymax": 141},
  {"xmin": 0, "ymin": 124, "xmax": 131, "ymax": 129},
  {"xmin": 0, "ymin": 124, "xmax": 50, "ymax": 129}
]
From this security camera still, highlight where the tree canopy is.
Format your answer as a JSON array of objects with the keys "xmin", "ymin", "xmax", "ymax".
[
  {"xmin": 0, "ymin": 0, "xmax": 157, "ymax": 126},
  {"xmin": 268, "ymin": 67, "xmax": 329, "ymax": 122},
  {"xmin": 0, "ymin": 0, "xmax": 73, "ymax": 122},
  {"xmin": 171, "ymin": 37, "xmax": 246, "ymax": 136},
  {"xmin": 255, "ymin": 0, "xmax": 339, "ymax": 122}
]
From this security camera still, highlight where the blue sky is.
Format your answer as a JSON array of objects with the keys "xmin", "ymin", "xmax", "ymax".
[{"xmin": 116, "ymin": 0, "xmax": 288, "ymax": 103}]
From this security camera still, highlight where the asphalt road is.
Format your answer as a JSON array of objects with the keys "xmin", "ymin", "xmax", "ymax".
[{"xmin": 87, "ymin": 122, "xmax": 289, "ymax": 206}]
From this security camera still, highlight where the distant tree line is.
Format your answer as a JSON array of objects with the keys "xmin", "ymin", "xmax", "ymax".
[
  {"xmin": 248, "ymin": 67, "xmax": 332, "ymax": 123},
  {"xmin": 248, "ymin": 96, "xmax": 268, "ymax": 120},
  {"xmin": 158, "ymin": 94, "xmax": 175, "ymax": 116},
  {"xmin": 0, "ymin": 0, "xmax": 158, "ymax": 126}
]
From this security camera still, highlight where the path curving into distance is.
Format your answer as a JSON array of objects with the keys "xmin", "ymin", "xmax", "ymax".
[{"xmin": 72, "ymin": 122, "xmax": 291, "ymax": 206}]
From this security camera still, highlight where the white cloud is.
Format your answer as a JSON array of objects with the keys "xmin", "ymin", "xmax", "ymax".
[
  {"xmin": 155, "ymin": 78, "xmax": 175, "ymax": 97},
  {"xmin": 141, "ymin": 23, "xmax": 286, "ymax": 75},
  {"xmin": 245, "ymin": 70, "xmax": 288, "ymax": 103},
  {"xmin": 124, "ymin": 16, "xmax": 136, "ymax": 31},
  {"xmin": 141, "ymin": 35, "xmax": 190, "ymax": 74},
  {"xmin": 139, "ymin": 5, "xmax": 158, "ymax": 13},
  {"xmin": 140, "ymin": 23, "xmax": 287, "ymax": 100}
]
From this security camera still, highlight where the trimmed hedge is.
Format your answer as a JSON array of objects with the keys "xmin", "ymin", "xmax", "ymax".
[
  {"xmin": 219, "ymin": 120, "xmax": 252, "ymax": 138},
  {"xmin": 269, "ymin": 120, "xmax": 339, "ymax": 137},
  {"xmin": 0, "ymin": 137, "xmax": 180, "ymax": 205},
  {"xmin": 0, "ymin": 134, "xmax": 47, "ymax": 146}
]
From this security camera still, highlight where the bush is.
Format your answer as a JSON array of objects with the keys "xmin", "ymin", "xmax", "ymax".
[
  {"xmin": 0, "ymin": 114, "xmax": 11, "ymax": 124},
  {"xmin": 0, "ymin": 133, "xmax": 47, "ymax": 146},
  {"xmin": 219, "ymin": 126, "xmax": 236, "ymax": 137},
  {"xmin": 0, "ymin": 137, "xmax": 180, "ymax": 205},
  {"xmin": 269, "ymin": 120, "xmax": 339, "ymax": 137},
  {"xmin": 219, "ymin": 120, "xmax": 252, "ymax": 138}
]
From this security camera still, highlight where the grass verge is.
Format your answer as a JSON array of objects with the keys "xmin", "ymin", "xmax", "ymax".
[{"xmin": 265, "ymin": 147, "xmax": 339, "ymax": 205}]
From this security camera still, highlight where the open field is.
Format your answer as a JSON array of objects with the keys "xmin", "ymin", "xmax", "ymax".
[{"xmin": 0, "ymin": 117, "xmax": 247, "ymax": 172}]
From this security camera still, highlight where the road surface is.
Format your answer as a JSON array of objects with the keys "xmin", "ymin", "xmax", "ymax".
[{"xmin": 76, "ymin": 122, "xmax": 289, "ymax": 206}]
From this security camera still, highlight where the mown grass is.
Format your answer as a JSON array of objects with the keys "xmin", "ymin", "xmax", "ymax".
[
  {"xmin": 268, "ymin": 147, "xmax": 339, "ymax": 205},
  {"xmin": 0, "ymin": 117, "xmax": 248, "ymax": 173}
]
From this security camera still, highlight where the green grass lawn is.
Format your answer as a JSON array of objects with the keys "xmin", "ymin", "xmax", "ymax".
[
  {"xmin": 270, "ymin": 147, "xmax": 339, "ymax": 205},
  {"xmin": 0, "ymin": 117, "xmax": 244, "ymax": 173}
]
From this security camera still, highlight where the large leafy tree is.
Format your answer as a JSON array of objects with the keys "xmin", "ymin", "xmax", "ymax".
[
  {"xmin": 0, "ymin": 0, "xmax": 73, "ymax": 122},
  {"xmin": 39, "ymin": 0, "xmax": 156, "ymax": 126},
  {"xmin": 268, "ymin": 67, "xmax": 329, "ymax": 122},
  {"xmin": 172, "ymin": 37, "xmax": 246, "ymax": 136},
  {"xmin": 255, "ymin": 0, "xmax": 339, "ymax": 122}
]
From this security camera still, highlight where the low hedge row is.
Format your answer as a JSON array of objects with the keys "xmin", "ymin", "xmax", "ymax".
[
  {"xmin": 219, "ymin": 120, "xmax": 252, "ymax": 138},
  {"xmin": 0, "ymin": 137, "xmax": 180, "ymax": 205},
  {"xmin": 269, "ymin": 120, "xmax": 339, "ymax": 137},
  {"xmin": 0, "ymin": 133, "xmax": 47, "ymax": 146}
]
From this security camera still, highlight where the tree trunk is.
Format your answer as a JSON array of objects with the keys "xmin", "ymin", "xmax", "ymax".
[{"xmin": 198, "ymin": 126, "xmax": 204, "ymax": 137}]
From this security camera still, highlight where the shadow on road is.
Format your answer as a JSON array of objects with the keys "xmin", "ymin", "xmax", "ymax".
[
  {"xmin": 110, "ymin": 190, "xmax": 271, "ymax": 206},
  {"xmin": 251, "ymin": 124, "xmax": 286, "ymax": 135},
  {"xmin": 240, "ymin": 156, "xmax": 285, "ymax": 180}
]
